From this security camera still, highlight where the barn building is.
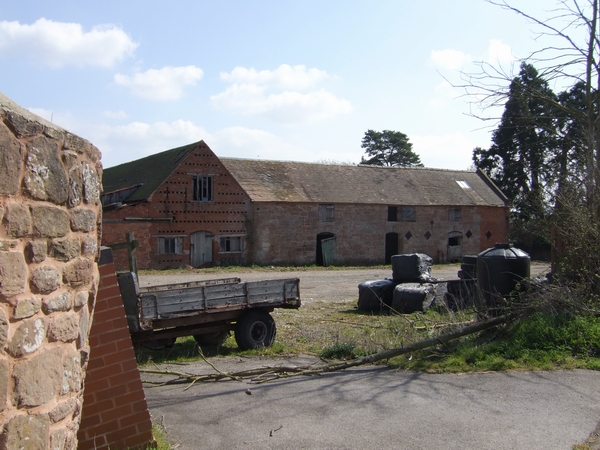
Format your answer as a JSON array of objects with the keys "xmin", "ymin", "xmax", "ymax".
[{"xmin": 101, "ymin": 141, "xmax": 509, "ymax": 270}]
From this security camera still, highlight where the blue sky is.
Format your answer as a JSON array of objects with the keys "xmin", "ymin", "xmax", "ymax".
[{"xmin": 0, "ymin": 1, "xmax": 549, "ymax": 169}]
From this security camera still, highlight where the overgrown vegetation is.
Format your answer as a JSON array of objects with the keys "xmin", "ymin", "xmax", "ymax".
[{"xmin": 135, "ymin": 279, "xmax": 600, "ymax": 373}]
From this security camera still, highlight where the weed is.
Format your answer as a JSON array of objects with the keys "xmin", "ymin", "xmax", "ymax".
[{"xmin": 320, "ymin": 342, "xmax": 359, "ymax": 360}]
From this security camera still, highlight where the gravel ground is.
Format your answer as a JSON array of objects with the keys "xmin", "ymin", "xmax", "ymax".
[{"xmin": 138, "ymin": 262, "xmax": 552, "ymax": 304}]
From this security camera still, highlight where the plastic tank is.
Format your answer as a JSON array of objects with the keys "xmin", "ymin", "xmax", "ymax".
[{"xmin": 477, "ymin": 243, "xmax": 531, "ymax": 311}]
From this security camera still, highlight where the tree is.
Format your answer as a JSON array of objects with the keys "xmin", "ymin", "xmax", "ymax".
[
  {"xmin": 473, "ymin": 63, "xmax": 558, "ymax": 222},
  {"xmin": 360, "ymin": 130, "xmax": 423, "ymax": 167},
  {"xmin": 459, "ymin": 0, "xmax": 600, "ymax": 293}
]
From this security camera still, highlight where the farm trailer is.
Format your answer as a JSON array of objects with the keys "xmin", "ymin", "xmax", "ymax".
[{"xmin": 117, "ymin": 273, "xmax": 301, "ymax": 350}]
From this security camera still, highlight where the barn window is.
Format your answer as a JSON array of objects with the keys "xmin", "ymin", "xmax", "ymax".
[
  {"xmin": 401, "ymin": 206, "xmax": 416, "ymax": 222},
  {"xmin": 388, "ymin": 206, "xmax": 398, "ymax": 222},
  {"xmin": 158, "ymin": 237, "xmax": 183, "ymax": 254},
  {"xmin": 449, "ymin": 208, "xmax": 462, "ymax": 222},
  {"xmin": 220, "ymin": 236, "xmax": 243, "ymax": 253},
  {"xmin": 319, "ymin": 204, "xmax": 335, "ymax": 222},
  {"xmin": 193, "ymin": 175, "xmax": 213, "ymax": 202}
]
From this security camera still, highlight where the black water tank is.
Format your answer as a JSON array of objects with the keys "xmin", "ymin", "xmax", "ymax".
[{"xmin": 477, "ymin": 243, "xmax": 530, "ymax": 311}]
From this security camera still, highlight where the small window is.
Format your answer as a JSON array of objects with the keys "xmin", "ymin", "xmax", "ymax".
[
  {"xmin": 401, "ymin": 206, "xmax": 416, "ymax": 222},
  {"xmin": 456, "ymin": 180, "xmax": 471, "ymax": 189},
  {"xmin": 388, "ymin": 206, "xmax": 398, "ymax": 222},
  {"xmin": 319, "ymin": 204, "xmax": 335, "ymax": 222},
  {"xmin": 449, "ymin": 208, "xmax": 462, "ymax": 222},
  {"xmin": 158, "ymin": 237, "xmax": 183, "ymax": 254},
  {"xmin": 220, "ymin": 236, "xmax": 243, "ymax": 253},
  {"xmin": 193, "ymin": 175, "xmax": 213, "ymax": 202}
]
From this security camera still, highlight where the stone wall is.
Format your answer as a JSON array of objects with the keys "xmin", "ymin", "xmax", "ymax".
[{"xmin": 0, "ymin": 93, "xmax": 102, "ymax": 449}]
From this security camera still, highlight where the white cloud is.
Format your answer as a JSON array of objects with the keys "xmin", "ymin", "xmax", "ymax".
[
  {"xmin": 486, "ymin": 39, "xmax": 515, "ymax": 65},
  {"xmin": 114, "ymin": 66, "xmax": 204, "ymax": 101},
  {"xmin": 103, "ymin": 110, "xmax": 130, "ymax": 120},
  {"xmin": 221, "ymin": 64, "xmax": 329, "ymax": 90},
  {"xmin": 430, "ymin": 49, "xmax": 470, "ymax": 70},
  {"xmin": 87, "ymin": 120, "xmax": 208, "ymax": 167},
  {"xmin": 0, "ymin": 18, "xmax": 137, "ymax": 68},
  {"xmin": 212, "ymin": 126, "xmax": 305, "ymax": 160},
  {"xmin": 211, "ymin": 64, "xmax": 352, "ymax": 123}
]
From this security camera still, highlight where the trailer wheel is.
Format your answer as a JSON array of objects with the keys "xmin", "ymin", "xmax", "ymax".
[
  {"xmin": 235, "ymin": 310, "xmax": 276, "ymax": 350},
  {"xmin": 193, "ymin": 331, "xmax": 230, "ymax": 346}
]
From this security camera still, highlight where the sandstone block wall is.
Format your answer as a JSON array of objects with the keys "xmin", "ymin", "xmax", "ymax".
[{"xmin": 0, "ymin": 93, "xmax": 102, "ymax": 449}]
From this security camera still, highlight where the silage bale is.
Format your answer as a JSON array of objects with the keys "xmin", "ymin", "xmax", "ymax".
[
  {"xmin": 391, "ymin": 253, "xmax": 433, "ymax": 283},
  {"xmin": 357, "ymin": 279, "xmax": 396, "ymax": 311},
  {"xmin": 391, "ymin": 283, "xmax": 436, "ymax": 313}
]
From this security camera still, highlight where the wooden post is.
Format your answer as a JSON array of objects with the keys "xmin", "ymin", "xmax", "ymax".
[
  {"xmin": 108, "ymin": 232, "xmax": 140, "ymax": 278},
  {"xmin": 126, "ymin": 231, "xmax": 138, "ymax": 278}
]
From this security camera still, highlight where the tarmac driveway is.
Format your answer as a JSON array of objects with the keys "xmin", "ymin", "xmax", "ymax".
[{"xmin": 142, "ymin": 356, "xmax": 600, "ymax": 449}]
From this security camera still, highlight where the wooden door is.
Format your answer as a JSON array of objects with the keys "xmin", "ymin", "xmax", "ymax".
[
  {"xmin": 190, "ymin": 231, "xmax": 213, "ymax": 267},
  {"xmin": 447, "ymin": 232, "xmax": 463, "ymax": 262}
]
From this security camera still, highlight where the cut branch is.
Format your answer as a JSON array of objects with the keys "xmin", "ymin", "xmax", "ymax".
[{"xmin": 139, "ymin": 314, "xmax": 513, "ymax": 387}]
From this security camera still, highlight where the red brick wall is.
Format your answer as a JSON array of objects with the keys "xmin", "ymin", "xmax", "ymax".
[
  {"xmin": 250, "ymin": 202, "xmax": 510, "ymax": 265},
  {"xmin": 102, "ymin": 142, "xmax": 510, "ymax": 268},
  {"xmin": 78, "ymin": 248, "xmax": 154, "ymax": 450},
  {"xmin": 102, "ymin": 142, "xmax": 251, "ymax": 270}
]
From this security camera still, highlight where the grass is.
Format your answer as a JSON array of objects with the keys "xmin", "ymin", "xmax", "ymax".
[
  {"xmin": 136, "ymin": 298, "xmax": 600, "ymax": 374},
  {"xmin": 152, "ymin": 423, "xmax": 171, "ymax": 450},
  {"xmin": 387, "ymin": 312, "xmax": 600, "ymax": 373},
  {"xmin": 134, "ymin": 263, "xmax": 599, "ymax": 373}
]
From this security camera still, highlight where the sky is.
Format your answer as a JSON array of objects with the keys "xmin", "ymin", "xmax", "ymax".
[{"xmin": 0, "ymin": 1, "xmax": 555, "ymax": 170}]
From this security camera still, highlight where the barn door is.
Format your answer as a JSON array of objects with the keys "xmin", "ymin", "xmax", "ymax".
[
  {"xmin": 190, "ymin": 231, "xmax": 213, "ymax": 267},
  {"xmin": 385, "ymin": 232, "xmax": 399, "ymax": 264},
  {"xmin": 447, "ymin": 231, "xmax": 463, "ymax": 262},
  {"xmin": 316, "ymin": 232, "xmax": 335, "ymax": 266}
]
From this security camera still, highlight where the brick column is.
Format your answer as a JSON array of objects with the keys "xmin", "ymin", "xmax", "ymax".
[{"xmin": 78, "ymin": 248, "xmax": 154, "ymax": 450}]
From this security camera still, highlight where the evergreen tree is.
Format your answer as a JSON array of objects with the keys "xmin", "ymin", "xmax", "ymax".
[
  {"xmin": 360, "ymin": 130, "xmax": 423, "ymax": 167},
  {"xmin": 473, "ymin": 63, "xmax": 557, "ymax": 222}
]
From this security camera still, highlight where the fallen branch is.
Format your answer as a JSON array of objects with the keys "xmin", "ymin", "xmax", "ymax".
[{"xmin": 140, "ymin": 313, "xmax": 513, "ymax": 387}]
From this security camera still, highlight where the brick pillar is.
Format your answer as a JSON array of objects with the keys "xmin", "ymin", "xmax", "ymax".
[{"xmin": 78, "ymin": 248, "xmax": 154, "ymax": 449}]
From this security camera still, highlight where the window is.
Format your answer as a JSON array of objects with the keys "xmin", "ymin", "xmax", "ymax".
[
  {"xmin": 220, "ymin": 236, "xmax": 243, "ymax": 253},
  {"xmin": 401, "ymin": 206, "xmax": 416, "ymax": 222},
  {"xmin": 158, "ymin": 237, "xmax": 183, "ymax": 254},
  {"xmin": 456, "ymin": 180, "xmax": 471, "ymax": 189},
  {"xmin": 193, "ymin": 175, "xmax": 213, "ymax": 202},
  {"xmin": 388, "ymin": 206, "xmax": 398, "ymax": 222},
  {"xmin": 449, "ymin": 208, "xmax": 462, "ymax": 222},
  {"xmin": 319, "ymin": 204, "xmax": 335, "ymax": 222}
]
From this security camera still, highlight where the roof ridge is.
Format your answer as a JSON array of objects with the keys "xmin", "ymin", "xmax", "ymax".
[{"xmin": 220, "ymin": 156, "xmax": 475, "ymax": 172}]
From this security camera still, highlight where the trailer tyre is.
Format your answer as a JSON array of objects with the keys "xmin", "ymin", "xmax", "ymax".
[{"xmin": 235, "ymin": 310, "xmax": 276, "ymax": 350}]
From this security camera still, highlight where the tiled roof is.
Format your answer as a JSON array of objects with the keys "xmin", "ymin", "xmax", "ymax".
[
  {"xmin": 102, "ymin": 142, "xmax": 198, "ymax": 202},
  {"xmin": 102, "ymin": 141, "xmax": 508, "ymax": 207},
  {"xmin": 220, "ymin": 158, "xmax": 508, "ymax": 206}
]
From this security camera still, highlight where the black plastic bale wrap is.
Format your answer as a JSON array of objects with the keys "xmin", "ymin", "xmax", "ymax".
[
  {"xmin": 357, "ymin": 279, "xmax": 396, "ymax": 311},
  {"xmin": 392, "ymin": 283, "xmax": 436, "ymax": 313},
  {"xmin": 391, "ymin": 253, "xmax": 433, "ymax": 283}
]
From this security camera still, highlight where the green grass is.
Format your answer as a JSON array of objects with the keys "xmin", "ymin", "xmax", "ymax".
[
  {"xmin": 388, "ymin": 312, "xmax": 600, "ymax": 372},
  {"xmin": 152, "ymin": 423, "xmax": 172, "ymax": 450},
  {"xmin": 136, "ymin": 309, "xmax": 600, "ymax": 372}
]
